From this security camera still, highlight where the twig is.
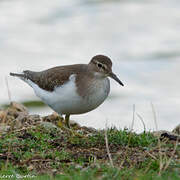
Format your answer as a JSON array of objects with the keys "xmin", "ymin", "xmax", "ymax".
[
  {"xmin": 5, "ymin": 76, "xmax": 12, "ymax": 103},
  {"xmin": 130, "ymin": 104, "xmax": 135, "ymax": 131},
  {"xmin": 151, "ymin": 103, "xmax": 163, "ymax": 176},
  {"xmin": 104, "ymin": 121, "xmax": 114, "ymax": 168},
  {"xmin": 5, "ymin": 145, "xmax": 10, "ymax": 170},
  {"xmin": 120, "ymin": 105, "xmax": 135, "ymax": 168},
  {"xmin": 151, "ymin": 103, "xmax": 158, "ymax": 131},
  {"xmin": 163, "ymin": 140, "xmax": 178, "ymax": 171},
  {"xmin": 136, "ymin": 113, "xmax": 146, "ymax": 132},
  {"xmin": 145, "ymin": 151, "xmax": 156, "ymax": 160},
  {"xmin": 1, "ymin": 110, "xmax": 7, "ymax": 124},
  {"xmin": 4, "ymin": 76, "xmax": 12, "ymax": 170},
  {"xmin": 127, "ymin": 104, "xmax": 135, "ymax": 144}
]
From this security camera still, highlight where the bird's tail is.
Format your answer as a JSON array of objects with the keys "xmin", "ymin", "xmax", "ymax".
[
  {"xmin": 10, "ymin": 71, "xmax": 37, "ymax": 83},
  {"xmin": 9, "ymin": 72, "xmax": 25, "ymax": 78}
]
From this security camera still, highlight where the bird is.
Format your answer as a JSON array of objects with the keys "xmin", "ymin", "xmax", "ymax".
[{"xmin": 10, "ymin": 55, "xmax": 124, "ymax": 128}]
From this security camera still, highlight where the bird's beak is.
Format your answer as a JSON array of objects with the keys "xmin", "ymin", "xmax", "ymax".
[{"xmin": 109, "ymin": 72, "xmax": 124, "ymax": 86}]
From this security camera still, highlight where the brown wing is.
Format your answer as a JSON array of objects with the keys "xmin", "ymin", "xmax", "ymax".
[{"xmin": 23, "ymin": 64, "xmax": 87, "ymax": 92}]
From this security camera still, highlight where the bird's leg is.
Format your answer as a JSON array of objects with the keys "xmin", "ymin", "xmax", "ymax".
[
  {"xmin": 57, "ymin": 114, "xmax": 71, "ymax": 129},
  {"xmin": 65, "ymin": 114, "xmax": 70, "ymax": 128},
  {"xmin": 65, "ymin": 114, "xmax": 84, "ymax": 137},
  {"xmin": 57, "ymin": 114, "xmax": 83, "ymax": 137}
]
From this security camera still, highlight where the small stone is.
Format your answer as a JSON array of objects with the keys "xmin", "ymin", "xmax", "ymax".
[
  {"xmin": 172, "ymin": 124, "xmax": 180, "ymax": 135},
  {"xmin": 10, "ymin": 102, "xmax": 28, "ymax": 113},
  {"xmin": 27, "ymin": 165, "xmax": 34, "ymax": 171},
  {"xmin": 0, "ymin": 123, "xmax": 11, "ymax": 133},
  {"xmin": 0, "ymin": 110, "xmax": 6, "ymax": 121},
  {"xmin": 75, "ymin": 164, "xmax": 83, "ymax": 169},
  {"xmin": 12, "ymin": 112, "xmax": 28, "ymax": 129},
  {"xmin": 40, "ymin": 121, "xmax": 59, "ymax": 131},
  {"xmin": 69, "ymin": 120, "xmax": 80, "ymax": 127},
  {"xmin": 153, "ymin": 130, "xmax": 180, "ymax": 141}
]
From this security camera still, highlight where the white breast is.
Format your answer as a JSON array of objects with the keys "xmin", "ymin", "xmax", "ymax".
[{"xmin": 23, "ymin": 74, "xmax": 110, "ymax": 115}]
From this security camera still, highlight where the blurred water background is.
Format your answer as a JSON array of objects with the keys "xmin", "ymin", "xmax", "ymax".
[{"xmin": 0, "ymin": 0, "xmax": 180, "ymax": 132}]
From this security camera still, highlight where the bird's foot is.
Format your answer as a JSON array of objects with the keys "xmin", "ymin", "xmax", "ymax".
[
  {"xmin": 55, "ymin": 114, "xmax": 83, "ymax": 137},
  {"xmin": 57, "ymin": 115, "xmax": 64, "ymax": 128},
  {"xmin": 59, "ymin": 118, "xmax": 83, "ymax": 137}
]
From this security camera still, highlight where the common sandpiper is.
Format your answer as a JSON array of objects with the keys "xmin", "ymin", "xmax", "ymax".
[{"xmin": 10, "ymin": 55, "xmax": 124, "ymax": 128}]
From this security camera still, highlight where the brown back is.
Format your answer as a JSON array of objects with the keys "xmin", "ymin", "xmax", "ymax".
[{"xmin": 24, "ymin": 64, "xmax": 88, "ymax": 92}]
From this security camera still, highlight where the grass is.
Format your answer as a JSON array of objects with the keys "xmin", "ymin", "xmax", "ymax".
[
  {"xmin": 0, "ymin": 125, "xmax": 179, "ymax": 179},
  {"xmin": 0, "ymin": 162, "xmax": 179, "ymax": 180},
  {"xmin": 0, "ymin": 103, "xmax": 179, "ymax": 179},
  {"xmin": 1, "ymin": 100, "xmax": 46, "ymax": 109}
]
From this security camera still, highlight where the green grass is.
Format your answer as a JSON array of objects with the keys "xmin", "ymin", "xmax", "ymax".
[
  {"xmin": 22, "ymin": 100, "xmax": 46, "ymax": 108},
  {"xmin": 1, "ymin": 100, "xmax": 46, "ymax": 108},
  {"xmin": 0, "ymin": 125, "xmax": 179, "ymax": 179},
  {"xmin": 87, "ymin": 128, "xmax": 157, "ymax": 147},
  {"xmin": 0, "ymin": 164, "xmax": 179, "ymax": 180}
]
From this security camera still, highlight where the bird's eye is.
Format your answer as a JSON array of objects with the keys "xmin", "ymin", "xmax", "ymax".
[{"xmin": 97, "ymin": 63, "xmax": 103, "ymax": 68}]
